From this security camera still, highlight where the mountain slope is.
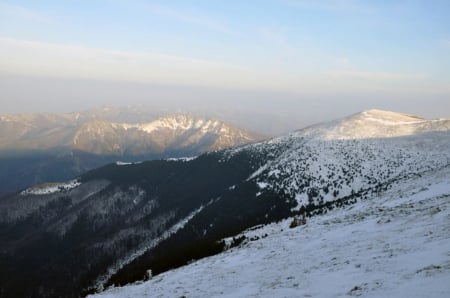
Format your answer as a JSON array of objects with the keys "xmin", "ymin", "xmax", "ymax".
[
  {"xmin": 0, "ymin": 151, "xmax": 274, "ymax": 298},
  {"xmin": 92, "ymin": 165, "xmax": 450, "ymax": 298},
  {"xmin": 72, "ymin": 114, "xmax": 255, "ymax": 155},
  {"xmin": 0, "ymin": 112, "xmax": 256, "ymax": 154},
  {"xmin": 301, "ymin": 109, "xmax": 450, "ymax": 140},
  {"xmin": 228, "ymin": 109, "xmax": 450, "ymax": 209},
  {"xmin": 0, "ymin": 109, "xmax": 448, "ymax": 297}
]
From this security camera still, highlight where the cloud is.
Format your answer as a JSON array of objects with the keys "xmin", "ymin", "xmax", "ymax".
[
  {"xmin": 326, "ymin": 57, "xmax": 423, "ymax": 81},
  {"xmin": 333, "ymin": 57, "xmax": 354, "ymax": 70},
  {"xmin": 135, "ymin": 2, "xmax": 232, "ymax": 35},
  {"xmin": 325, "ymin": 70, "xmax": 424, "ymax": 81},
  {"xmin": 281, "ymin": 0, "xmax": 372, "ymax": 13},
  {"xmin": 0, "ymin": 3, "xmax": 51, "ymax": 23},
  {"xmin": 0, "ymin": 37, "xmax": 291, "ymax": 91},
  {"xmin": 0, "ymin": 38, "xmax": 441, "ymax": 96},
  {"xmin": 257, "ymin": 26, "xmax": 298, "ymax": 56}
]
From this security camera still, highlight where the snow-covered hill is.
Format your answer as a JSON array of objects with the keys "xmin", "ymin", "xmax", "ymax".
[
  {"xmin": 92, "ymin": 163, "xmax": 450, "ymax": 298},
  {"xmin": 227, "ymin": 109, "xmax": 450, "ymax": 211},
  {"xmin": 301, "ymin": 109, "xmax": 450, "ymax": 140}
]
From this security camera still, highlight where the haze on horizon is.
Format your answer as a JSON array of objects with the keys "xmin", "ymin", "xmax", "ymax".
[{"xmin": 1, "ymin": 0, "xmax": 449, "ymax": 134}]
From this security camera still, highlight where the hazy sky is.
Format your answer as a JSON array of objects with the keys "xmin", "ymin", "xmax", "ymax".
[{"xmin": 1, "ymin": 0, "xmax": 449, "ymax": 132}]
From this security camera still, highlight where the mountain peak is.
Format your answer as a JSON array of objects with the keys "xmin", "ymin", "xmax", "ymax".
[
  {"xmin": 355, "ymin": 109, "xmax": 425, "ymax": 123},
  {"xmin": 301, "ymin": 109, "xmax": 449, "ymax": 140},
  {"xmin": 137, "ymin": 113, "xmax": 218, "ymax": 133}
]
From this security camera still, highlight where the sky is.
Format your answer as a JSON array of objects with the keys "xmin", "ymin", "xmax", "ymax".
[{"xmin": 0, "ymin": 0, "xmax": 449, "ymax": 133}]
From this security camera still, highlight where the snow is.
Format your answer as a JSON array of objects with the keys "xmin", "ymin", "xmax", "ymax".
[
  {"xmin": 126, "ymin": 115, "xmax": 221, "ymax": 134},
  {"xmin": 104, "ymin": 114, "xmax": 254, "ymax": 151},
  {"xmin": 20, "ymin": 180, "xmax": 81, "ymax": 195},
  {"xmin": 116, "ymin": 161, "xmax": 142, "ymax": 166},
  {"xmin": 138, "ymin": 116, "xmax": 194, "ymax": 133},
  {"xmin": 90, "ymin": 166, "xmax": 450, "ymax": 298},
  {"xmin": 165, "ymin": 156, "xmax": 197, "ymax": 162},
  {"xmin": 241, "ymin": 110, "xmax": 450, "ymax": 211},
  {"xmin": 300, "ymin": 109, "xmax": 450, "ymax": 140},
  {"xmin": 257, "ymin": 182, "xmax": 269, "ymax": 189},
  {"xmin": 89, "ymin": 109, "xmax": 450, "ymax": 297}
]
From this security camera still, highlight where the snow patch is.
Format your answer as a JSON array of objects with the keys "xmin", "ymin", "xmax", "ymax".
[
  {"xmin": 165, "ymin": 156, "xmax": 197, "ymax": 162},
  {"xmin": 257, "ymin": 182, "xmax": 269, "ymax": 189},
  {"xmin": 20, "ymin": 180, "xmax": 81, "ymax": 195},
  {"xmin": 116, "ymin": 161, "xmax": 142, "ymax": 166}
]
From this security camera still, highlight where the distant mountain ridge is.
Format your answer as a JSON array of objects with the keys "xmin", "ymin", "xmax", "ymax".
[
  {"xmin": 0, "ymin": 109, "xmax": 258, "ymax": 195},
  {"xmin": 0, "ymin": 112, "xmax": 257, "ymax": 155}
]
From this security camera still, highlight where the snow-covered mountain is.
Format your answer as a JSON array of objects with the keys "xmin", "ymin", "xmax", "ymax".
[
  {"xmin": 72, "ymin": 114, "xmax": 255, "ymax": 155},
  {"xmin": 0, "ymin": 112, "xmax": 257, "ymax": 155},
  {"xmin": 235, "ymin": 109, "xmax": 450, "ymax": 209},
  {"xmin": 301, "ymin": 109, "xmax": 450, "ymax": 140},
  {"xmin": 92, "ymin": 109, "xmax": 449, "ymax": 297},
  {"xmin": 92, "ymin": 165, "xmax": 450, "ymax": 298},
  {"xmin": 0, "ymin": 109, "xmax": 448, "ymax": 298},
  {"xmin": 0, "ymin": 110, "xmax": 257, "ymax": 195}
]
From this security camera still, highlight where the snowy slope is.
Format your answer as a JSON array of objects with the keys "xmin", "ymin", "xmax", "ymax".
[
  {"xmin": 91, "ymin": 165, "xmax": 450, "ymax": 298},
  {"xmin": 71, "ymin": 114, "xmax": 256, "ymax": 155},
  {"xmin": 227, "ymin": 110, "xmax": 450, "ymax": 211},
  {"xmin": 300, "ymin": 109, "xmax": 450, "ymax": 140}
]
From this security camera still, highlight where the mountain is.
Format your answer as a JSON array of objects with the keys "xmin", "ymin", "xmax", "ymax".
[
  {"xmin": 0, "ymin": 112, "xmax": 256, "ymax": 154},
  {"xmin": 71, "ymin": 114, "xmax": 255, "ymax": 155},
  {"xmin": 0, "ymin": 109, "xmax": 448, "ymax": 298},
  {"xmin": 301, "ymin": 109, "xmax": 450, "ymax": 140},
  {"xmin": 91, "ymin": 165, "xmax": 450, "ymax": 298},
  {"xmin": 0, "ymin": 111, "xmax": 257, "ymax": 195}
]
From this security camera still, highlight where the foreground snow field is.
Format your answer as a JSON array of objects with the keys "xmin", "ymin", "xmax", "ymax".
[{"xmin": 92, "ymin": 166, "xmax": 450, "ymax": 298}]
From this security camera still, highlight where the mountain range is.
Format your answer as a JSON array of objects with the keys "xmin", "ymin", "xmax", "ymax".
[
  {"xmin": 0, "ymin": 110, "xmax": 258, "ymax": 195},
  {"xmin": 0, "ymin": 109, "xmax": 449, "ymax": 298}
]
